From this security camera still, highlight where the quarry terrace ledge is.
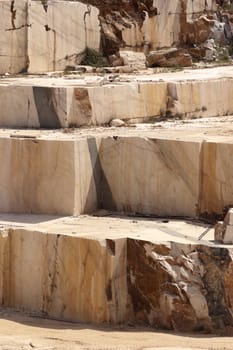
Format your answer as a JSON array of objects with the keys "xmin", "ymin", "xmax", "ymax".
[
  {"xmin": 0, "ymin": 117, "xmax": 232, "ymax": 218},
  {"xmin": 0, "ymin": 212, "xmax": 231, "ymax": 332},
  {"xmin": 0, "ymin": 65, "xmax": 233, "ymax": 128}
]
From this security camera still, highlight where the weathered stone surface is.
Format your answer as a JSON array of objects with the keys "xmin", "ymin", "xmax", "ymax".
[
  {"xmin": 127, "ymin": 240, "xmax": 233, "ymax": 331},
  {"xmin": 146, "ymin": 48, "xmax": 192, "ymax": 68},
  {"xmin": 142, "ymin": 0, "xmax": 181, "ymax": 49},
  {"xmin": 224, "ymin": 208, "xmax": 233, "ymax": 225},
  {"xmin": 180, "ymin": 15, "xmax": 215, "ymax": 46}
]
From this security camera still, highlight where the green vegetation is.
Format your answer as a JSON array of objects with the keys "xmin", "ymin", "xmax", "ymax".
[{"xmin": 81, "ymin": 47, "xmax": 109, "ymax": 67}]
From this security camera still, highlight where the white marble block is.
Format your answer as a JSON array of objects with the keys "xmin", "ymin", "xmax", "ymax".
[
  {"xmin": 0, "ymin": 0, "xmax": 28, "ymax": 74},
  {"xmin": 27, "ymin": 0, "xmax": 101, "ymax": 72}
]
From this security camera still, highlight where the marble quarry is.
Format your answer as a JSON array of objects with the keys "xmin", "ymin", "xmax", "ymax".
[
  {"xmin": 1, "ymin": 0, "xmax": 233, "ymax": 337},
  {"xmin": 0, "ymin": 70, "xmax": 233, "ymax": 332},
  {"xmin": 0, "ymin": 0, "xmax": 219, "ymax": 74}
]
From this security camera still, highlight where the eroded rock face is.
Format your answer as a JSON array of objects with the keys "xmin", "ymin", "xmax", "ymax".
[
  {"xmin": 180, "ymin": 15, "xmax": 216, "ymax": 47},
  {"xmin": 127, "ymin": 239, "xmax": 233, "ymax": 332}
]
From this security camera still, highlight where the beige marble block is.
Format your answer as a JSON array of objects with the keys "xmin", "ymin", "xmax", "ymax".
[
  {"xmin": 168, "ymin": 79, "xmax": 233, "ymax": 119},
  {"xmin": 0, "ymin": 138, "xmax": 76, "ymax": 215},
  {"xmin": 28, "ymin": 1, "xmax": 100, "ymax": 72},
  {"xmin": 144, "ymin": 0, "xmax": 181, "ymax": 49},
  {"xmin": 88, "ymin": 82, "xmax": 167, "ymax": 125},
  {"xmin": 199, "ymin": 142, "xmax": 233, "ymax": 216},
  {"xmin": 0, "ymin": 0, "xmax": 28, "ymax": 74},
  {"xmin": 1, "ymin": 228, "xmax": 128, "ymax": 323},
  {"xmin": 100, "ymin": 137, "xmax": 201, "ymax": 216}
]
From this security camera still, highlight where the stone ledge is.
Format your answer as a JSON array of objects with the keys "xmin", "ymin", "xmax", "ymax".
[
  {"xmin": 1, "ymin": 66, "xmax": 233, "ymax": 127},
  {"xmin": 0, "ymin": 213, "xmax": 232, "ymax": 332}
]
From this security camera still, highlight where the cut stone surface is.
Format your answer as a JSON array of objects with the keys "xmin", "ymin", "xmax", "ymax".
[
  {"xmin": 0, "ymin": 118, "xmax": 232, "ymax": 217},
  {"xmin": 28, "ymin": 1, "xmax": 100, "ymax": 73},
  {"xmin": 0, "ymin": 0, "xmax": 101, "ymax": 74},
  {"xmin": 1, "ymin": 66, "xmax": 233, "ymax": 127},
  {"xmin": 0, "ymin": 0, "xmax": 28, "ymax": 74}
]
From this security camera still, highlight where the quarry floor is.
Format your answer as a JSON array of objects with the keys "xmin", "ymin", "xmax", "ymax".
[
  {"xmin": 4, "ymin": 114, "xmax": 233, "ymax": 142},
  {"xmin": 0, "ymin": 308, "xmax": 232, "ymax": 350}
]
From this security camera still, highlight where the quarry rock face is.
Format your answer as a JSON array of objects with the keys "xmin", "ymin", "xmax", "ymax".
[
  {"xmin": 28, "ymin": 1, "xmax": 101, "ymax": 72},
  {"xmin": 0, "ymin": 224, "xmax": 233, "ymax": 333},
  {"xmin": 1, "ymin": 0, "xmax": 233, "ymax": 339},
  {"xmin": 127, "ymin": 240, "xmax": 233, "ymax": 332},
  {"xmin": 0, "ymin": 0, "xmax": 229, "ymax": 73},
  {"xmin": 0, "ymin": 0, "xmax": 101, "ymax": 74}
]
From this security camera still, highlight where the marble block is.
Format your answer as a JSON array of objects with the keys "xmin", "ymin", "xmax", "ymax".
[
  {"xmin": 199, "ymin": 142, "xmax": 233, "ymax": 216},
  {"xmin": 27, "ymin": 1, "xmax": 101, "ymax": 72},
  {"xmin": 0, "ymin": 137, "xmax": 100, "ymax": 216},
  {"xmin": 0, "ymin": 0, "xmax": 28, "ymax": 74},
  {"xmin": 99, "ymin": 137, "xmax": 201, "ymax": 217}
]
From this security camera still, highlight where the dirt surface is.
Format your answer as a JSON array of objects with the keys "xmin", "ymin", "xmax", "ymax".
[{"xmin": 0, "ymin": 308, "xmax": 232, "ymax": 350}]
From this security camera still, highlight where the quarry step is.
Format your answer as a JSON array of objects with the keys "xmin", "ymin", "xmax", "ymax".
[
  {"xmin": 0, "ymin": 212, "xmax": 215, "ymax": 244},
  {"xmin": 0, "ymin": 120, "xmax": 232, "ymax": 217},
  {"xmin": 0, "ymin": 66, "xmax": 233, "ymax": 128},
  {"xmin": 0, "ymin": 212, "xmax": 232, "ymax": 332}
]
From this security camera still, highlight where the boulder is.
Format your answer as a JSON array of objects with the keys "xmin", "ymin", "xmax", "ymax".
[
  {"xmin": 110, "ymin": 118, "xmax": 126, "ymax": 127},
  {"xmin": 146, "ymin": 48, "xmax": 192, "ymax": 68}
]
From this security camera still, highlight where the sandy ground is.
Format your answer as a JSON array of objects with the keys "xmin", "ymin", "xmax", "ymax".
[{"xmin": 0, "ymin": 308, "xmax": 232, "ymax": 350}]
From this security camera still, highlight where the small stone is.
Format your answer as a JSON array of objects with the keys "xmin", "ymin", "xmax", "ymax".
[{"xmin": 110, "ymin": 119, "xmax": 126, "ymax": 127}]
